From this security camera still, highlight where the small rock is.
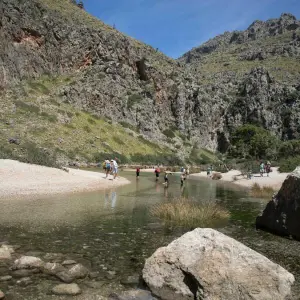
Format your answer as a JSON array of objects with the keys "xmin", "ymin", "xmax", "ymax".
[
  {"xmin": 106, "ymin": 270, "xmax": 116, "ymax": 279},
  {"xmin": 56, "ymin": 270, "xmax": 75, "ymax": 283},
  {"xmin": 68, "ymin": 263, "xmax": 89, "ymax": 279},
  {"xmin": 0, "ymin": 245, "xmax": 13, "ymax": 260},
  {"xmin": 84, "ymin": 281, "xmax": 105, "ymax": 289},
  {"xmin": 8, "ymin": 137, "xmax": 20, "ymax": 145},
  {"xmin": 120, "ymin": 274, "xmax": 140, "ymax": 286},
  {"xmin": 62, "ymin": 260, "xmax": 77, "ymax": 266},
  {"xmin": 88, "ymin": 271, "xmax": 100, "ymax": 279},
  {"xmin": 109, "ymin": 289, "xmax": 157, "ymax": 300},
  {"xmin": 0, "ymin": 290, "xmax": 4, "ymax": 299},
  {"xmin": 12, "ymin": 269, "xmax": 39, "ymax": 278},
  {"xmin": 13, "ymin": 256, "xmax": 44, "ymax": 269},
  {"xmin": 52, "ymin": 283, "xmax": 81, "ymax": 296},
  {"xmin": 0, "ymin": 275, "xmax": 12, "ymax": 281},
  {"xmin": 16, "ymin": 277, "xmax": 33, "ymax": 287},
  {"xmin": 42, "ymin": 262, "xmax": 66, "ymax": 275}
]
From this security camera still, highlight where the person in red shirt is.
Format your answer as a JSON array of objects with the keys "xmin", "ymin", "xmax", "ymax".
[
  {"xmin": 136, "ymin": 167, "xmax": 140, "ymax": 178},
  {"xmin": 154, "ymin": 167, "xmax": 160, "ymax": 181}
]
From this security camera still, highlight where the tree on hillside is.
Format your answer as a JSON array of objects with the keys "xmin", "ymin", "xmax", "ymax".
[
  {"xmin": 78, "ymin": 1, "xmax": 84, "ymax": 9},
  {"xmin": 70, "ymin": 0, "xmax": 77, "ymax": 4},
  {"xmin": 228, "ymin": 124, "xmax": 279, "ymax": 160}
]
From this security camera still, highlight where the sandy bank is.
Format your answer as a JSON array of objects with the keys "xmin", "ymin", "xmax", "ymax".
[
  {"xmin": 0, "ymin": 160, "xmax": 130, "ymax": 200},
  {"xmin": 190, "ymin": 167, "xmax": 290, "ymax": 190}
]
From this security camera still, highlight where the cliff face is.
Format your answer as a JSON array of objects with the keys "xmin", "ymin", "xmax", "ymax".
[{"xmin": 1, "ymin": 0, "xmax": 300, "ymax": 162}]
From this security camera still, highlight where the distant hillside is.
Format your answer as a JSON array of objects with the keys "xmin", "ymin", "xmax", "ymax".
[{"xmin": 1, "ymin": 1, "xmax": 300, "ymax": 166}]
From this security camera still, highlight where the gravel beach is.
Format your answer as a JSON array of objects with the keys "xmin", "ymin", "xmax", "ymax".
[{"xmin": 0, "ymin": 160, "xmax": 130, "ymax": 200}]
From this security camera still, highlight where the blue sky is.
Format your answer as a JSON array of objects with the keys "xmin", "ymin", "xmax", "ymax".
[{"xmin": 84, "ymin": 0, "xmax": 300, "ymax": 58}]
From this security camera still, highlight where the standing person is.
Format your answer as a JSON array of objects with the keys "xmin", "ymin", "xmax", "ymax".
[
  {"xmin": 259, "ymin": 162, "xmax": 265, "ymax": 177},
  {"xmin": 105, "ymin": 159, "xmax": 111, "ymax": 178},
  {"xmin": 180, "ymin": 173, "xmax": 185, "ymax": 186},
  {"xmin": 164, "ymin": 172, "xmax": 169, "ymax": 187},
  {"xmin": 186, "ymin": 167, "xmax": 190, "ymax": 176},
  {"xmin": 180, "ymin": 166, "xmax": 184, "ymax": 173},
  {"xmin": 207, "ymin": 166, "xmax": 211, "ymax": 177},
  {"xmin": 111, "ymin": 159, "xmax": 118, "ymax": 179},
  {"xmin": 266, "ymin": 161, "xmax": 271, "ymax": 177},
  {"xmin": 154, "ymin": 166, "xmax": 160, "ymax": 181},
  {"xmin": 136, "ymin": 167, "xmax": 140, "ymax": 178}
]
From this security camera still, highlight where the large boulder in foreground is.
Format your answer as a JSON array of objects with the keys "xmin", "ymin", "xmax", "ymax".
[
  {"xmin": 143, "ymin": 228, "xmax": 294, "ymax": 300},
  {"xmin": 256, "ymin": 166, "xmax": 300, "ymax": 239}
]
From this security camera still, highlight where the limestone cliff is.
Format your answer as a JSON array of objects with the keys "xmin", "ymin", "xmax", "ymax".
[{"xmin": 1, "ymin": 0, "xmax": 300, "ymax": 164}]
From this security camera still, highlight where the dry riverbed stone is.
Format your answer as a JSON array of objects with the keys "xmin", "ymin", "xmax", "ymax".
[{"xmin": 52, "ymin": 283, "xmax": 81, "ymax": 296}]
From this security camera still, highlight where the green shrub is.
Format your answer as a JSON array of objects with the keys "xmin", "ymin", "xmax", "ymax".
[
  {"xmin": 119, "ymin": 121, "xmax": 139, "ymax": 132},
  {"xmin": 40, "ymin": 112, "xmax": 58, "ymax": 123},
  {"xmin": 27, "ymin": 82, "xmax": 50, "ymax": 94},
  {"xmin": 83, "ymin": 125, "xmax": 92, "ymax": 133},
  {"xmin": 21, "ymin": 141, "xmax": 58, "ymax": 168},
  {"xmin": 14, "ymin": 100, "xmax": 40, "ymax": 114},
  {"xmin": 64, "ymin": 123, "xmax": 76, "ymax": 129},
  {"xmin": 278, "ymin": 156, "xmax": 300, "ymax": 172},
  {"xmin": 87, "ymin": 118, "xmax": 96, "ymax": 125},
  {"xmin": 127, "ymin": 94, "xmax": 143, "ymax": 109},
  {"xmin": 163, "ymin": 129, "xmax": 176, "ymax": 138},
  {"xmin": 113, "ymin": 136, "xmax": 125, "ymax": 145}
]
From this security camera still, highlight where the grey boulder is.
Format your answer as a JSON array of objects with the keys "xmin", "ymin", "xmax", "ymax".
[
  {"xmin": 256, "ymin": 166, "xmax": 300, "ymax": 239},
  {"xmin": 51, "ymin": 283, "xmax": 81, "ymax": 296},
  {"xmin": 143, "ymin": 228, "xmax": 295, "ymax": 300}
]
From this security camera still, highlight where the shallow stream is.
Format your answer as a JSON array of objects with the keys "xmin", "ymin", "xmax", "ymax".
[{"xmin": 0, "ymin": 171, "xmax": 299, "ymax": 299}]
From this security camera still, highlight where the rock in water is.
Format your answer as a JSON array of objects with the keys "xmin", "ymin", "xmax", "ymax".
[
  {"xmin": 0, "ymin": 245, "xmax": 12, "ymax": 260},
  {"xmin": 52, "ymin": 283, "xmax": 81, "ymax": 296},
  {"xmin": 256, "ymin": 167, "xmax": 300, "ymax": 239},
  {"xmin": 68, "ymin": 263, "xmax": 89, "ymax": 279},
  {"xmin": 13, "ymin": 256, "xmax": 44, "ymax": 269},
  {"xmin": 143, "ymin": 228, "xmax": 294, "ymax": 300},
  {"xmin": 0, "ymin": 290, "xmax": 5, "ymax": 299}
]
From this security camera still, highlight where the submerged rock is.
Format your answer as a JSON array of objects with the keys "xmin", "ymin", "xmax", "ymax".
[
  {"xmin": 13, "ymin": 256, "xmax": 44, "ymax": 269},
  {"xmin": 55, "ymin": 270, "xmax": 75, "ymax": 283},
  {"xmin": 0, "ymin": 275, "xmax": 12, "ymax": 281},
  {"xmin": 12, "ymin": 269, "xmax": 39, "ymax": 278},
  {"xmin": 109, "ymin": 289, "xmax": 157, "ymax": 300},
  {"xmin": 62, "ymin": 260, "xmax": 77, "ymax": 266},
  {"xmin": 51, "ymin": 283, "xmax": 81, "ymax": 296},
  {"xmin": 0, "ymin": 245, "xmax": 14, "ymax": 260},
  {"xmin": 68, "ymin": 263, "xmax": 89, "ymax": 279},
  {"xmin": 143, "ymin": 228, "xmax": 294, "ymax": 300},
  {"xmin": 42, "ymin": 262, "xmax": 66, "ymax": 275},
  {"xmin": 256, "ymin": 167, "xmax": 300, "ymax": 239},
  {"xmin": 16, "ymin": 276, "xmax": 33, "ymax": 287}
]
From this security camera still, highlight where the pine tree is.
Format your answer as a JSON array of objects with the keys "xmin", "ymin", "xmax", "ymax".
[{"xmin": 77, "ymin": 1, "xmax": 84, "ymax": 9}]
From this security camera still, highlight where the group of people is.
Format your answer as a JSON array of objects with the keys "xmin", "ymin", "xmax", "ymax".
[
  {"xmin": 259, "ymin": 161, "xmax": 272, "ymax": 177},
  {"xmin": 103, "ymin": 158, "xmax": 119, "ymax": 179}
]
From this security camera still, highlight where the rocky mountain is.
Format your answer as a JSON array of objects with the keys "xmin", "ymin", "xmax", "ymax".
[{"xmin": 1, "ymin": 0, "xmax": 300, "ymax": 165}]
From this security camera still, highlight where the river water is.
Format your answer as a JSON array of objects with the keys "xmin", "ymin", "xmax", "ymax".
[{"xmin": 0, "ymin": 171, "xmax": 299, "ymax": 299}]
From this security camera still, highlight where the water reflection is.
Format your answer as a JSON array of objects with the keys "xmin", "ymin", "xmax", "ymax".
[{"xmin": 104, "ymin": 190, "xmax": 118, "ymax": 209}]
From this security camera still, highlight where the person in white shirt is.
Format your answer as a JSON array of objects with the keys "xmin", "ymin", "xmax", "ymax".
[{"xmin": 111, "ymin": 159, "xmax": 118, "ymax": 179}]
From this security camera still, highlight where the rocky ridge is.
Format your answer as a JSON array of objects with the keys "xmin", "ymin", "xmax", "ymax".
[{"xmin": 1, "ymin": 1, "xmax": 300, "ymax": 162}]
